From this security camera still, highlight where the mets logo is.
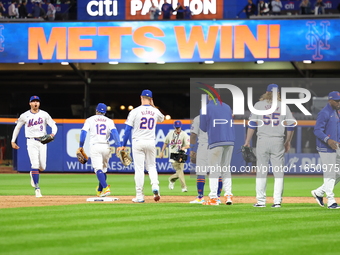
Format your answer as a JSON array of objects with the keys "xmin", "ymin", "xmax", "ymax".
[
  {"xmin": 0, "ymin": 25, "xmax": 4, "ymax": 52},
  {"xmin": 197, "ymin": 82, "xmax": 222, "ymax": 106},
  {"xmin": 306, "ymin": 21, "xmax": 330, "ymax": 60}
]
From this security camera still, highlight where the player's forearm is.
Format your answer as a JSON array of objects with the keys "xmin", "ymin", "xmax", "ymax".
[
  {"xmin": 161, "ymin": 144, "xmax": 168, "ymax": 152},
  {"xmin": 244, "ymin": 128, "xmax": 255, "ymax": 145},
  {"xmin": 11, "ymin": 125, "xmax": 21, "ymax": 142},
  {"xmin": 285, "ymin": 130, "xmax": 294, "ymax": 143}
]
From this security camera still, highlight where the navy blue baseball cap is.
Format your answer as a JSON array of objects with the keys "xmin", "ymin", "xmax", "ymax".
[
  {"xmin": 141, "ymin": 89, "xmax": 152, "ymax": 98},
  {"xmin": 267, "ymin": 84, "xmax": 279, "ymax": 92},
  {"xmin": 96, "ymin": 103, "xmax": 107, "ymax": 114},
  {"xmin": 174, "ymin": 120, "xmax": 182, "ymax": 128},
  {"xmin": 30, "ymin": 95, "xmax": 40, "ymax": 102},
  {"xmin": 328, "ymin": 91, "xmax": 340, "ymax": 100}
]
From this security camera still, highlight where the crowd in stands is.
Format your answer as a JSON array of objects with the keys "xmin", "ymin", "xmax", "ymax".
[
  {"xmin": 244, "ymin": 0, "xmax": 340, "ymax": 17},
  {"xmin": 149, "ymin": 1, "xmax": 192, "ymax": 20},
  {"xmin": 0, "ymin": 0, "xmax": 73, "ymax": 20}
]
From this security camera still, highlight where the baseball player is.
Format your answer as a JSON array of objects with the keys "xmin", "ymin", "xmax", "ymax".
[
  {"xmin": 11, "ymin": 95, "xmax": 58, "ymax": 198},
  {"xmin": 79, "ymin": 103, "xmax": 121, "ymax": 197},
  {"xmin": 200, "ymin": 95, "xmax": 235, "ymax": 206},
  {"xmin": 311, "ymin": 91, "xmax": 340, "ymax": 209},
  {"xmin": 118, "ymin": 89, "xmax": 164, "ymax": 203},
  {"xmin": 244, "ymin": 84, "xmax": 295, "ymax": 208},
  {"xmin": 160, "ymin": 120, "xmax": 190, "ymax": 192},
  {"xmin": 190, "ymin": 115, "xmax": 223, "ymax": 204}
]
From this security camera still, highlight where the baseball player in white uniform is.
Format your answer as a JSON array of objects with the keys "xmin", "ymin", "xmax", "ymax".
[
  {"xmin": 11, "ymin": 95, "xmax": 58, "ymax": 198},
  {"xmin": 160, "ymin": 120, "xmax": 190, "ymax": 192},
  {"xmin": 118, "ymin": 89, "xmax": 164, "ymax": 203},
  {"xmin": 79, "ymin": 103, "xmax": 121, "ymax": 197},
  {"xmin": 244, "ymin": 84, "xmax": 295, "ymax": 208}
]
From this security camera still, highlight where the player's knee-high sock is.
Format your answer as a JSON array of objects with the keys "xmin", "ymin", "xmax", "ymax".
[
  {"xmin": 98, "ymin": 173, "xmax": 107, "ymax": 192},
  {"xmin": 96, "ymin": 170, "xmax": 108, "ymax": 189},
  {"xmin": 30, "ymin": 170, "xmax": 40, "ymax": 188},
  {"xmin": 217, "ymin": 177, "xmax": 223, "ymax": 197},
  {"xmin": 197, "ymin": 175, "xmax": 205, "ymax": 199}
]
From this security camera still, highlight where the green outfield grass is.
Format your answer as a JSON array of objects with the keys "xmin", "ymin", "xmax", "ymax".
[
  {"xmin": 1, "ymin": 173, "xmax": 340, "ymax": 255},
  {"xmin": 0, "ymin": 173, "xmax": 329, "ymax": 197}
]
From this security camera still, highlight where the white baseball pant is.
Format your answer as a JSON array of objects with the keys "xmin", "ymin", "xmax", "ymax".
[
  {"xmin": 208, "ymin": 145, "xmax": 234, "ymax": 199},
  {"xmin": 27, "ymin": 138, "xmax": 47, "ymax": 171},
  {"xmin": 90, "ymin": 144, "xmax": 111, "ymax": 173},
  {"xmin": 132, "ymin": 139, "xmax": 159, "ymax": 199}
]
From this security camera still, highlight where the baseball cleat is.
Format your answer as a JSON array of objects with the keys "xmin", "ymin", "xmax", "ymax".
[
  {"xmin": 35, "ymin": 188, "xmax": 42, "ymax": 198},
  {"xmin": 253, "ymin": 203, "xmax": 265, "ymax": 207},
  {"xmin": 225, "ymin": 195, "xmax": 233, "ymax": 205},
  {"xmin": 202, "ymin": 198, "xmax": 219, "ymax": 205},
  {"xmin": 328, "ymin": 203, "xmax": 340, "ymax": 209},
  {"xmin": 311, "ymin": 190, "xmax": 324, "ymax": 207},
  {"xmin": 132, "ymin": 198, "xmax": 145, "ymax": 203},
  {"xmin": 168, "ymin": 180, "xmax": 175, "ymax": 190},
  {"xmin": 189, "ymin": 197, "xmax": 205, "ymax": 204},
  {"xmin": 271, "ymin": 204, "xmax": 281, "ymax": 208},
  {"xmin": 181, "ymin": 188, "xmax": 188, "ymax": 192},
  {"xmin": 100, "ymin": 185, "xmax": 111, "ymax": 197},
  {"xmin": 96, "ymin": 186, "xmax": 102, "ymax": 197},
  {"xmin": 153, "ymin": 189, "xmax": 160, "ymax": 202},
  {"xmin": 30, "ymin": 171, "xmax": 35, "ymax": 188}
]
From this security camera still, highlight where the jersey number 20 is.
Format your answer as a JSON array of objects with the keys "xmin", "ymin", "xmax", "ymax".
[{"xmin": 140, "ymin": 117, "xmax": 155, "ymax": 129}]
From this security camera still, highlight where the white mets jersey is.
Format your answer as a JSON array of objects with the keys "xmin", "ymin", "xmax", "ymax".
[
  {"xmin": 165, "ymin": 130, "xmax": 190, "ymax": 154},
  {"xmin": 13, "ymin": 109, "xmax": 57, "ymax": 139},
  {"xmin": 249, "ymin": 100, "xmax": 296, "ymax": 138},
  {"xmin": 125, "ymin": 105, "xmax": 164, "ymax": 140},
  {"xmin": 191, "ymin": 115, "xmax": 208, "ymax": 145},
  {"xmin": 82, "ymin": 115, "xmax": 116, "ymax": 145}
]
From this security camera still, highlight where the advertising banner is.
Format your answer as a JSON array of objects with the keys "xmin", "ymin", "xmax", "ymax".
[{"xmin": 0, "ymin": 19, "xmax": 338, "ymax": 63}]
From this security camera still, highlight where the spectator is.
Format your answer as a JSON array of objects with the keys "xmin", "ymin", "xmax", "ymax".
[
  {"xmin": 161, "ymin": 0, "xmax": 173, "ymax": 20},
  {"xmin": 258, "ymin": 0, "xmax": 269, "ymax": 16},
  {"xmin": 184, "ymin": 5, "xmax": 192, "ymax": 19},
  {"xmin": 149, "ymin": 3, "xmax": 160, "ymax": 20},
  {"xmin": 18, "ymin": 0, "xmax": 28, "ymax": 18},
  {"xmin": 315, "ymin": 0, "xmax": 325, "ymax": 15},
  {"xmin": 8, "ymin": 0, "xmax": 17, "ymax": 19},
  {"xmin": 300, "ymin": 0, "xmax": 312, "ymax": 14},
  {"xmin": 175, "ymin": 2, "xmax": 184, "ymax": 20},
  {"xmin": 0, "ymin": 2, "xmax": 6, "ymax": 18},
  {"xmin": 32, "ymin": 2, "xmax": 45, "ymax": 19},
  {"xmin": 46, "ymin": 0, "xmax": 56, "ymax": 21},
  {"xmin": 271, "ymin": 0, "xmax": 282, "ymax": 15},
  {"xmin": 243, "ymin": 0, "xmax": 256, "ymax": 18}
]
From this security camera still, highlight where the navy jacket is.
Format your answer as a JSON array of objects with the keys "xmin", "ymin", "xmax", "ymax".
[
  {"xmin": 200, "ymin": 100, "xmax": 235, "ymax": 149},
  {"xmin": 314, "ymin": 103, "xmax": 340, "ymax": 152}
]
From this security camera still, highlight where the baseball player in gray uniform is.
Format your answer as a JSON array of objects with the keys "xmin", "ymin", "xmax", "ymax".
[
  {"xmin": 118, "ymin": 89, "xmax": 164, "ymax": 203},
  {"xmin": 11, "ymin": 95, "xmax": 58, "ymax": 198},
  {"xmin": 244, "ymin": 84, "xmax": 295, "ymax": 208},
  {"xmin": 190, "ymin": 115, "xmax": 223, "ymax": 203},
  {"xmin": 79, "ymin": 103, "xmax": 121, "ymax": 197}
]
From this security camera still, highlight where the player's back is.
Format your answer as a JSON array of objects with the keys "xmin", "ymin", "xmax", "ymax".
[
  {"xmin": 85, "ymin": 115, "xmax": 114, "ymax": 144},
  {"xmin": 253, "ymin": 100, "xmax": 294, "ymax": 138},
  {"xmin": 126, "ymin": 105, "xmax": 164, "ymax": 140}
]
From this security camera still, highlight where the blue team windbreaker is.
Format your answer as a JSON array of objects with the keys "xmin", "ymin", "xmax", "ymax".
[
  {"xmin": 314, "ymin": 103, "xmax": 340, "ymax": 153},
  {"xmin": 200, "ymin": 100, "xmax": 235, "ymax": 149}
]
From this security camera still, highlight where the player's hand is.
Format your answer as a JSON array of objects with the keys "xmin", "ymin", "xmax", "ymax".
[
  {"xmin": 190, "ymin": 151, "xmax": 196, "ymax": 163},
  {"xmin": 284, "ymin": 141, "xmax": 291, "ymax": 153},
  {"xmin": 150, "ymin": 98, "xmax": 155, "ymax": 108},
  {"xmin": 243, "ymin": 142, "xmax": 250, "ymax": 147},
  {"xmin": 11, "ymin": 142, "xmax": 19, "ymax": 149},
  {"xmin": 327, "ymin": 139, "xmax": 338, "ymax": 150},
  {"xmin": 159, "ymin": 151, "xmax": 164, "ymax": 158},
  {"xmin": 116, "ymin": 147, "xmax": 125, "ymax": 153}
]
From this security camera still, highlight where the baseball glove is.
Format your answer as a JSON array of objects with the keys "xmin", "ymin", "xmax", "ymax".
[
  {"xmin": 241, "ymin": 146, "xmax": 257, "ymax": 164},
  {"xmin": 76, "ymin": 147, "xmax": 88, "ymax": 164},
  {"xmin": 118, "ymin": 150, "xmax": 132, "ymax": 166},
  {"xmin": 38, "ymin": 134, "xmax": 54, "ymax": 144}
]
